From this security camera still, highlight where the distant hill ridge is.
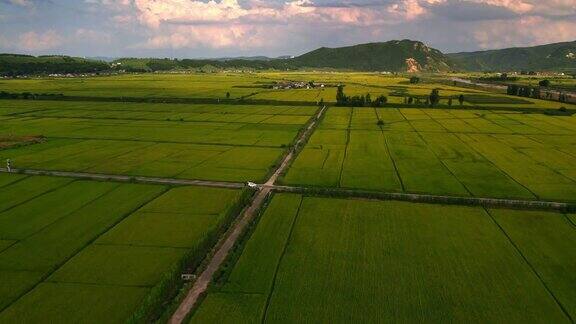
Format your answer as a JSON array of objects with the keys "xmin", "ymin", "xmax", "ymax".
[
  {"xmin": 1, "ymin": 40, "xmax": 575, "ymax": 75},
  {"xmin": 289, "ymin": 39, "xmax": 453, "ymax": 72},
  {"xmin": 447, "ymin": 40, "xmax": 576, "ymax": 72}
]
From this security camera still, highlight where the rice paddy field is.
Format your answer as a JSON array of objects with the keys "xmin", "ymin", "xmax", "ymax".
[
  {"xmin": 0, "ymin": 74, "xmax": 263, "ymax": 99},
  {"xmin": 0, "ymin": 72, "xmax": 575, "ymax": 323},
  {"xmin": 282, "ymin": 107, "xmax": 576, "ymax": 201},
  {"xmin": 191, "ymin": 194, "xmax": 576, "ymax": 323},
  {"xmin": 0, "ymin": 173, "xmax": 245, "ymax": 322},
  {"xmin": 0, "ymin": 100, "xmax": 316, "ymax": 182}
]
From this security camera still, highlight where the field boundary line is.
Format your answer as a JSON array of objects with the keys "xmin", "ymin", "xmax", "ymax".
[
  {"xmin": 268, "ymin": 185, "xmax": 575, "ymax": 213},
  {"xmin": 48, "ymin": 136, "xmax": 283, "ymax": 149},
  {"xmin": 0, "ymin": 168, "xmax": 245, "ymax": 189},
  {"xmin": 484, "ymin": 208, "xmax": 574, "ymax": 323},
  {"xmin": 337, "ymin": 107, "xmax": 353, "ymax": 188},
  {"xmin": 260, "ymin": 195, "xmax": 304, "ymax": 324},
  {"xmin": 1, "ymin": 167, "xmax": 573, "ymax": 212},
  {"xmin": 374, "ymin": 108, "xmax": 405, "ymax": 192}
]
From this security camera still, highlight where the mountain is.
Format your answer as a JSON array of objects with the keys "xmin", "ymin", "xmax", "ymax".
[
  {"xmin": 3, "ymin": 40, "xmax": 575, "ymax": 76},
  {"xmin": 448, "ymin": 41, "xmax": 576, "ymax": 72},
  {"xmin": 0, "ymin": 54, "xmax": 109, "ymax": 76},
  {"xmin": 289, "ymin": 40, "xmax": 453, "ymax": 72}
]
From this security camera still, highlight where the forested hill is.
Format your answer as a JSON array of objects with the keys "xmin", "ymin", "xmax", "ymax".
[
  {"xmin": 0, "ymin": 54, "xmax": 109, "ymax": 76},
  {"xmin": 290, "ymin": 40, "xmax": 454, "ymax": 72},
  {"xmin": 448, "ymin": 41, "xmax": 576, "ymax": 72},
  {"xmin": 2, "ymin": 40, "xmax": 575, "ymax": 76}
]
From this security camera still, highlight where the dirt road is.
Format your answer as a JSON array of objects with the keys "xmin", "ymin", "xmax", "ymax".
[
  {"xmin": 168, "ymin": 105, "xmax": 327, "ymax": 324},
  {"xmin": 0, "ymin": 168, "xmax": 245, "ymax": 189}
]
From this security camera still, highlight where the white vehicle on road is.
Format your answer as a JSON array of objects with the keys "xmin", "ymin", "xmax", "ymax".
[{"xmin": 246, "ymin": 181, "xmax": 259, "ymax": 189}]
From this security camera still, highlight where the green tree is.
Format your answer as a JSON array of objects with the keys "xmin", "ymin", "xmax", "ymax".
[
  {"xmin": 429, "ymin": 89, "xmax": 440, "ymax": 107},
  {"xmin": 458, "ymin": 94, "xmax": 465, "ymax": 106},
  {"xmin": 539, "ymin": 80, "xmax": 551, "ymax": 87},
  {"xmin": 226, "ymin": 92, "xmax": 231, "ymax": 99},
  {"xmin": 372, "ymin": 95, "xmax": 388, "ymax": 107},
  {"xmin": 336, "ymin": 84, "xmax": 347, "ymax": 105},
  {"xmin": 410, "ymin": 76, "xmax": 420, "ymax": 84}
]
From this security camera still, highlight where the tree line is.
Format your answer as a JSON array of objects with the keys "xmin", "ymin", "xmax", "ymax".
[
  {"xmin": 336, "ymin": 85, "xmax": 388, "ymax": 107},
  {"xmin": 0, "ymin": 58, "xmax": 110, "ymax": 76},
  {"xmin": 336, "ymin": 84, "xmax": 465, "ymax": 108}
]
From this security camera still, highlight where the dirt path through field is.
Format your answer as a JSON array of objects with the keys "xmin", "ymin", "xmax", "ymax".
[
  {"xmin": 1, "ymin": 167, "xmax": 570, "ymax": 212},
  {"xmin": 169, "ymin": 105, "xmax": 327, "ymax": 324},
  {"xmin": 0, "ymin": 168, "xmax": 245, "ymax": 189}
]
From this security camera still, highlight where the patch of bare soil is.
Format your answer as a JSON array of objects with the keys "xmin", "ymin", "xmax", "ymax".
[
  {"xmin": 0, "ymin": 135, "xmax": 46, "ymax": 150},
  {"xmin": 405, "ymin": 58, "xmax": 422, "ymax": 73}
]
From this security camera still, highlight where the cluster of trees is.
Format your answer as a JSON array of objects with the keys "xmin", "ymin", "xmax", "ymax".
[
  {"xmin": 335, "ymin": 85, "xmax": 388, "ymax": 107},
  {"xmin": 538, "ymin": 79, "xmax": 551, "ymax": 87},
  {"xmin": 507, "ymin": 85, "xmax": 541, "ymax": 99},
  {"xmin": 403, "ymin": 90, "xmax": 465, "ymax": 107},
  {"xmin": 508, "ymin": 82, "xmax": 571, "ymax": 103},
  {"xmin": 0, "ymin": 55, "xmax": 110, "ymax": 76}
]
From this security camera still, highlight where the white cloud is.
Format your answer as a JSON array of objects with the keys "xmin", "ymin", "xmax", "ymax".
[
  {"xmin": 8, "ymin": 0, "xmax": 573, "ymax": 55},
  {"xmin": 75, "ymin": 28, "xmax": 112, "ymax": 44},
  {"xmin": 473, "ymin": 16, "xmax": 576, "ymax": 49},
  {"xmin": 17, "ymin": 30, "xmax": 63, "ymax": 51},
  {"xmin": 8, "ymin": 0, "xmax": 33, "ymax": 7}
]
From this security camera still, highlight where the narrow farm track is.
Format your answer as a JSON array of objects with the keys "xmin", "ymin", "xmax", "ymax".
[
  {"xmin": 169, "ymin": 105, "xmax": 327, "ymax": 324},
  {"xmin": 0, "ymin": 168, "xmax": 245, "ymax": 189},
  {"xmin": 1, "ymin": 164, "xmax": 573, "ymax": 213}
]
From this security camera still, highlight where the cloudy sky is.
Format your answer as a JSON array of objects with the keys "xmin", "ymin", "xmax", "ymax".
[{"xmin": 0, "ymin": 0, "xmax": 575, "ymax": 58}]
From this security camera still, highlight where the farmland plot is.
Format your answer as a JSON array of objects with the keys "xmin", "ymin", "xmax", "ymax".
[
  {"xmin": 489, "ymin": 209, "xmax": 576, "ymax": 319},
  {"xmin": 0, "ymin": 99, "xmax": 316, "ymax": 182},
  {"xmin": 0, "ymin": 178, "xmax": 245, "ymax": 322},
  {"xmin": 0, "ymin": 177, "xmax": 165, "ymax": 311},
  {"xmin": 191, "ymin": 195, "xmax": 573, "ymax": 323},
  {"xmin": 0, "ymin": 74, "xmax": 268, "ymax": 99},
  {"xmin": 283, "ymin": 107, "xmax": 576, "ymax": 201}
]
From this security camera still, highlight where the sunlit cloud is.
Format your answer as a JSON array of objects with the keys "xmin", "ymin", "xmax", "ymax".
[
  {"xmin": 0, "ymin": 0, "xmax": 575, "ymax": 56},
  {"xmin": 18, "ymin": 30, "xmax": 63, "ymax": 51}
]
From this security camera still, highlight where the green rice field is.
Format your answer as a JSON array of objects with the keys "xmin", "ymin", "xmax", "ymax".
[
  {"xmin": 0, "ymin": 174, "xmax": 244, "ymax": 322},
  {"xmin": 283, "ymin": 107, "xmax": 576, "ymax": 201},
  {"xmin": 0, "ymin": 100, "xmax": 316, "ymax": 182},
  {"xmin": 191, "ymin": 194, "xmax": 575, "ymax": 323},
  {"xmin": 0, "ymin": 72, "xmax": 574, "ymax": 323}
]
